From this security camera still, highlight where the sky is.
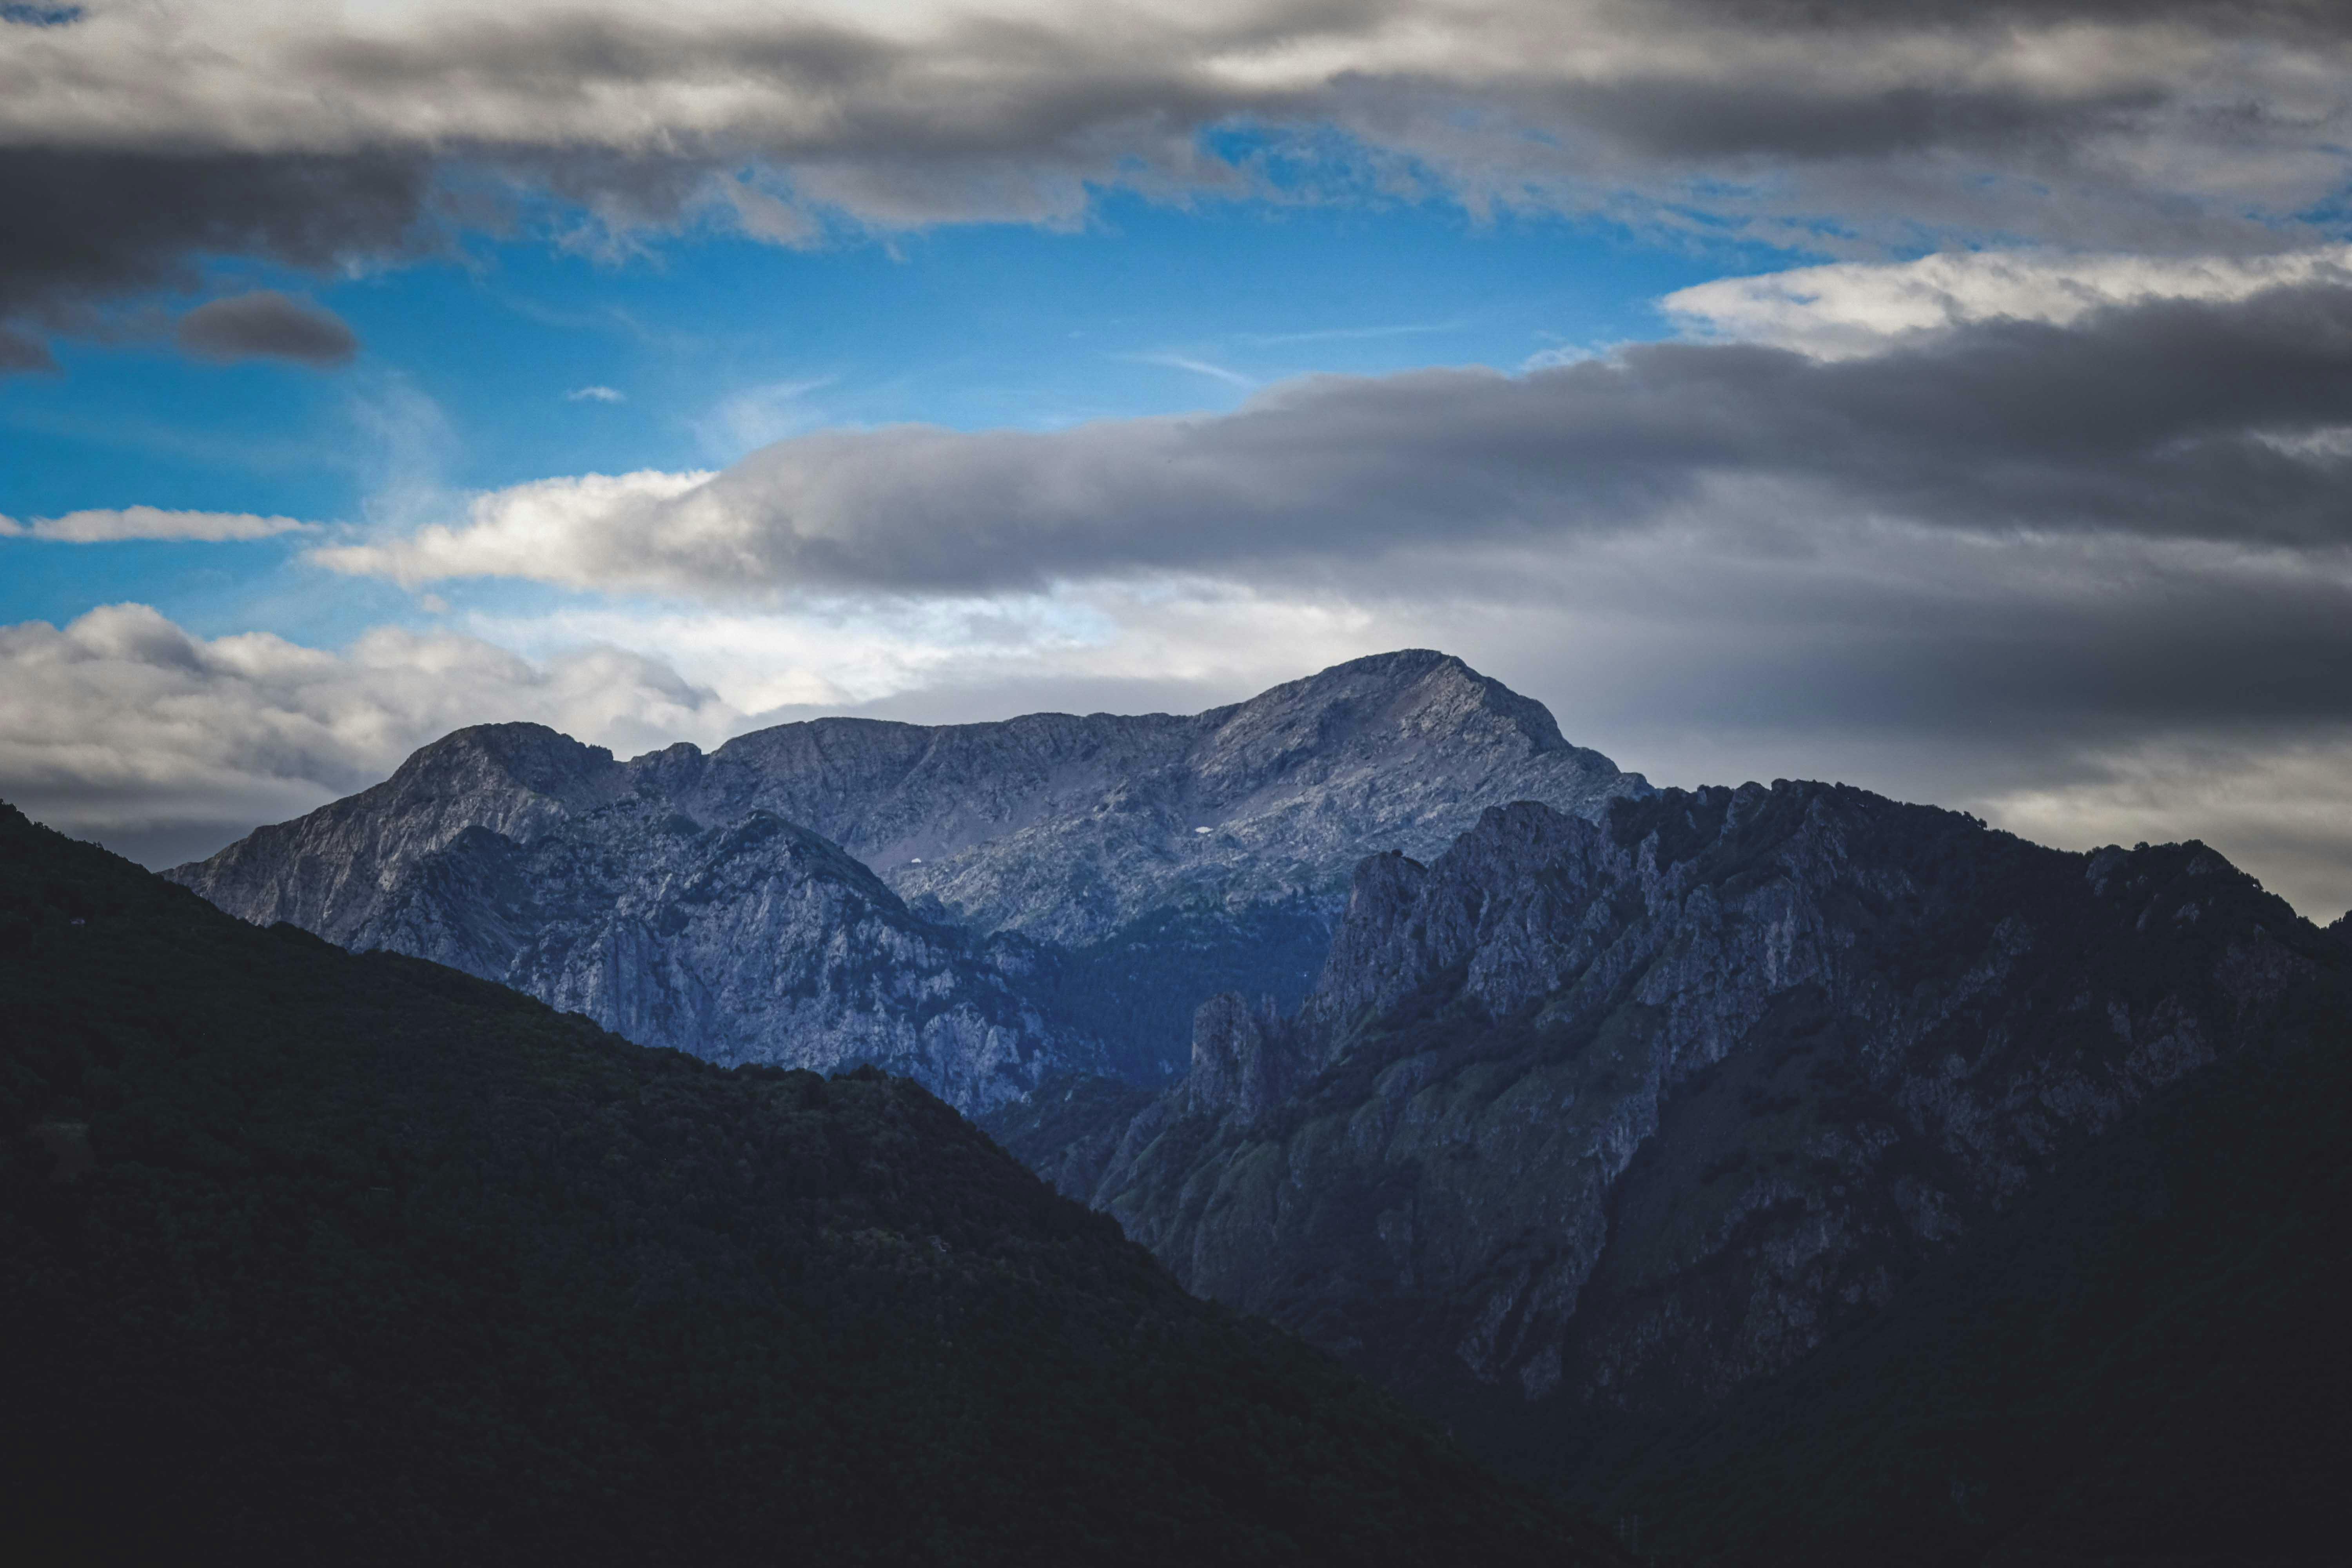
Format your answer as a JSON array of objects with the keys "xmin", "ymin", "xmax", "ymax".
[{"xmin": 9, "ymin": 2, "xmax": 2352, "ymax": 920}]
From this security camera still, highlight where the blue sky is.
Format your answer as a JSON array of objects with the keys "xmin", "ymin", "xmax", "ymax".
[
  {"xmin": 0, "ymin": 194, "xmax": 1779, "ymax": 635},
  {"xmin": 9, "ymin": 0, "xmax": 2352, "ymax": 918}
]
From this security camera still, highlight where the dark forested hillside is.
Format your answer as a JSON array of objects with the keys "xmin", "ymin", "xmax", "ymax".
[{"xmin": 0, "ymin": 802, "xmax": 1617, "ymax": 1568}]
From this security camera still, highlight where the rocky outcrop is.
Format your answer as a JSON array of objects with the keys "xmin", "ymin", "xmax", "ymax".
[
  {"xmin": 169, "ymin": 722, "xmax": 631, "ymax": 946},
  {"xmin": 985, "ymin": 783, "xmax": 2333, "ymax": 1445},
  {"xmin": 1186, "ymin": 994, "xmax": 1295, "ymax": 1122},
  {"xmin": 353, "ymin": 799, "xmax": 1083, "ymax": 1113},
  {"xmin": 758, "ymin": 648, "xmax": 1641, "ymax": 945},
  {"xmin": 169, "ymin": 651, "xmax": 1648, "ymax": 1088}
]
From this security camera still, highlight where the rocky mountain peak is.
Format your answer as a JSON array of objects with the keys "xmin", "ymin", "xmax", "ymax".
[
  {"xmin": 1192, "ymin": 650, "xmax": 1571, "ymax": 787},
  {"xmin": 167, "ymin": 650, "xmax": 1647, "ymax": 1096},
  {"xmin": 395, "ymin": 721, "xmax": 621, "ymax": 800}
]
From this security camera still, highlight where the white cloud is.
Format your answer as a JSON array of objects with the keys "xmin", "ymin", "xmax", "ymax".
[
  {"xmin": 309, "ymin": 469, "xmax": 712, "ymax": 588},
  {"xmin": 1664, "ymin": 246, "xmax": 2352, "ymax": 358},
  {"xmin": 566, "ymin": 384, "xmax": 626, "ymax": 403},
  {"xmin": 0, "ymin": 506, "xmax": 317, "ymax": 542},
  {"xmin": 0, "ymin": 602, "xmax": 744, "ymax": 862}
]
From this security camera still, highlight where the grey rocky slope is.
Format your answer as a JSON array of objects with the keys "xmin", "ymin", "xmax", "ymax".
[
  {"xmin": 169, "ymin": 650, "xmax": 1645, "ymax": 1097},
  {"xmin": 984, "ymin": 782, "xmax": 2333, "ymax": 1462},
  {"xmin": 360, "ymin": 799, "xmax": 1085, "ymax": 1112}
]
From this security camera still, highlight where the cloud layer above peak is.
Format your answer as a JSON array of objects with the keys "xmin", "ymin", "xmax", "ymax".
[
  {"xmin": 9, "ymin": 0, "xmax": 2352, "ymax": 352},
  {"xmin": 314, "ymin": 280, "xmax": 2352, "ymax": 599}
]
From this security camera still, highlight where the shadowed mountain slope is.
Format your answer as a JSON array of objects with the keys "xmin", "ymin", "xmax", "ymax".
[
  {"xmin": 168, "ymin": 651, "xmax": 1646, "ymax": 1095},
  {"xmin": 1576, "ymin": 967, "xmax": 2352, "ymax": 1565},
  {"xmin": 0, "ymin": 801, "xmax": 1622, "ymax": 1568},
  {"xmin": 987, "ymin": 783, "xmax": 2337, "ymax": 1484}
]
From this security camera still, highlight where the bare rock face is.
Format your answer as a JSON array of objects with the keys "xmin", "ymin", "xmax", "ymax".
[
  {"xmin": 665, "ymin": 648, "xmax": 1643, "ymax": 945},
  {"xmin": 986, "ymin": 783, "xmax": 2330, "ymax": 1441},
  {"xmin": 167, "ymin": 650, "xmax": 1643, "ymax": 1101},
  {"xmin": 169, "ymin": 722, "xmax": 631, "ymax": 946},
  {"xmin": 1186, "ymin": 994, "xmax": 1294, "ymax": 1123},
  {"xmin": 356, "ymin": 801, "xmax": 1085, "ymax": 1113}
]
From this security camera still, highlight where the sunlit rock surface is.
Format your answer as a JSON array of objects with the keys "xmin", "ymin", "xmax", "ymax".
[{"xmin": 170, "ymin": 650, "xmax": 1644, "ymax": 1105}]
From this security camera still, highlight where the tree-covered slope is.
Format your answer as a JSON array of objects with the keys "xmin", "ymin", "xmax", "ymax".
[{"xmin": 0, "ymin": 802, "xmax": 1616, "ymax": 1568}]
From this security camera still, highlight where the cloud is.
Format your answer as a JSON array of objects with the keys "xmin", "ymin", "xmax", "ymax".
[
  {"xmin": 1666, "ymin": 246, "xmax": 2352, "ymax": 358},
  {"xmin": 174, "ymin": 290, "xmax": 359, "ymax": 367},
  {"xmin": 0, "ymin": 506, "xmax": 316, "ymax": 542},
  {"xmin": 694, "ymin": 378, "xmax": 832, "ymax": 459},
  {"xmin": 312, "ymin": 470, "xmax": 712, "ymax": 586},
  {"xmin": 0, "ymin": 602, "xmax": 745, "ymax": 866},
  {"xmin": 5, "ymin": 0, "xmax": 2352, "ymax": 355},
  {"xmin": 1129, "ymin": 352, "xmax": 1257, "ymax": 388},
  {"xmin": 0, "ymin": 149, "xmax": 431, "ymax": 355},
  {"xmin": 310, "ymin": 281, "xmax": 2352, "ymax": 598},
  {"xmin": 567, "ymin": 384, "xmax": 626, "ymax": 402},
  {"xmin": 0, "ymin": 323, "xmax": 56, "ymax": 372}
]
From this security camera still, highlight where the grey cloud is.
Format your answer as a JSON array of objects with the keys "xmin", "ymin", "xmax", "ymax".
[
  {"xmin": 1667, "ymin": 1, "xmax": 2349, "ymax": 32},
  {"xmin": 334, "ymin": 282, "xmax": 2352, "ymax": 597},
  {"xmin": 1534, "ymin": 78, "xmax": 2163, "ymax": 164},
  {"xmin": 175, "ymin": 290, "xmax": 359, "ymax": 368},
  {"xmin": 0, "ymin": 150, "xmax": 430, "ymax": 359},
  {"xmin": 2, "ymin": 0, "xmax": 2349, "ymax": 334},
  {"xmin": 0, "ymin": 324, "xmax": 54, "ymax": 372}
]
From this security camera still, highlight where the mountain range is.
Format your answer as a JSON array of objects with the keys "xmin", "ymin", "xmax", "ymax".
[
  {"xmin": 142, "ymin": 648, "xmax": 2352, "ymax": 1560},
  {"xmin": 169, "ymin": 650, "xmax": 1642, "ymax": 1108},
  {"xmin": 985, "ymin": 781, "xmax": 2349, "ymax": 1560}
]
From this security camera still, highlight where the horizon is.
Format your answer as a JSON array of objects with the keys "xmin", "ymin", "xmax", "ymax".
[{"xmin": 145, "ymin": 645, "xmax": 2323, "ymax": 926}]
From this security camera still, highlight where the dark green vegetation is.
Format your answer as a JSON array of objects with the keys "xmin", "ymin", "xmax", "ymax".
[
  {"xmin": 0, "ymin": 804, "xmax": 1617, "ymax": 1568},
  {"xmin": 1582, "ymin": 970, "xmax": 2352, "ymax": 1566}
]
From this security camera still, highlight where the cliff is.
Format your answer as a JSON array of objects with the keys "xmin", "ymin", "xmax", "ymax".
[{"xmin": 987, "ymin": 783, "xmax": 2332, "ymax": 1449}]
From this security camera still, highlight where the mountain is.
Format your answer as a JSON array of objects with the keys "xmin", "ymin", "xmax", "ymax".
[
  {"xmin": 0, "ymin": 800, "xmax": 1621, "ymax": 1568},
  {"xmin": 161, "ymin": 722, "xmax": 1086, "ymax": 1112},
  {"xmin": 357, "ymin": 797, "xmax": 1086, "ymax": 1113},
  {"xmin": 985, "ymin": 782, "xmax": 2336, "ymax": 1473},
  {"xmin": 1576, "ymin": 965, "xmax": 2352, "ymax": 1565},
  {"xmin": 169, "ymin": 651, "xmax": 1646, "ymax": 1099}
]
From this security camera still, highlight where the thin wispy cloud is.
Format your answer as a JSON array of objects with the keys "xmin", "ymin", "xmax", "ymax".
[
  {"xmin": 695, "ymin": 377, "xmax": 835, "ymax": 461},
  {"xmin": 1127, "ymin": 352, "xmax": 1256, "ymax": 389},
  {"xmin": 0, "ymin": 507, "xmax": 315, "ymax": 543},
  {"xmin": 1236, "ymin": 321, "xmax": 1466, "ymax": 347},
  {"xmin": 566, "ymin": 385, "xmax": 626, "ymax": 403}
]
